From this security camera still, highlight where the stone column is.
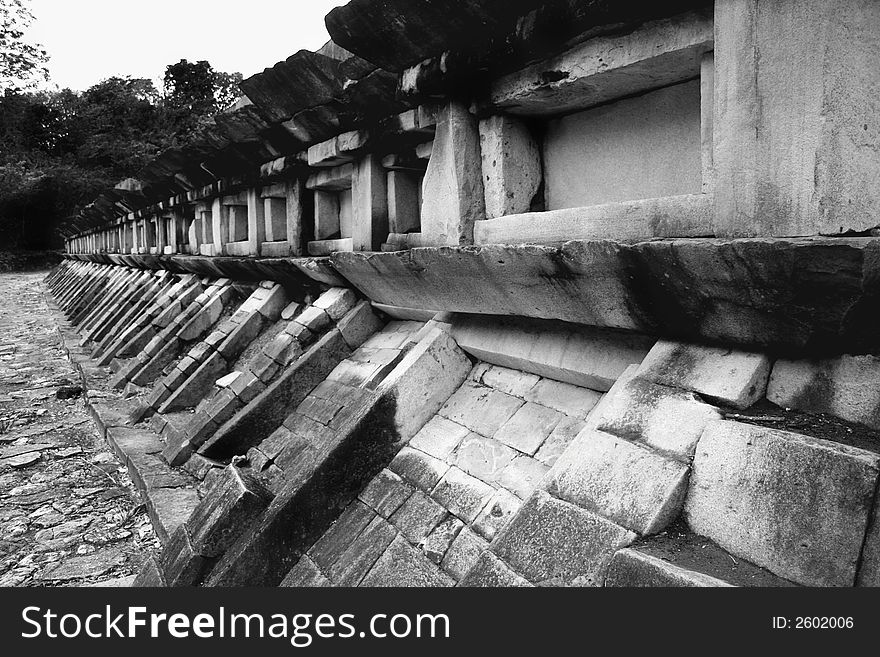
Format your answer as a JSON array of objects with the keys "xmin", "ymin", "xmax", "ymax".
[
  {"xmin": 247, "ymin": 187, "xmax": 267, "ymax": 256},
  {"xmin": 352, "ymin": 154, "xmax": 388, "ymax": 251},
  {"xmin": 420, "ymin": 101, "xmax": 485, "ymax": 246},
  {"xmin": 713, "ymin": 0, "xmax": 880, "ymax": 237}
]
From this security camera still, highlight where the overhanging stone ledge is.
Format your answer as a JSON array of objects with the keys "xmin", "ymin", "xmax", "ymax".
[{"xmin": 331, "ymin": 236, "xmax": 880, "ymax": 355}]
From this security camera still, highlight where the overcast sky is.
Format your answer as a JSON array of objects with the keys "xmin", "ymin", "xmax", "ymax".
[{"xmin": 27, "ymin": 0, "xmax": 349, "ymax": 92}]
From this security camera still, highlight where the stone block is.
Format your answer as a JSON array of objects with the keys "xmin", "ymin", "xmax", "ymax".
[
  {"xmin": 310, "ymin": 501, "xmax": 376, "ymax": 572},
  {"xmin": 452, "ymin": 434, "xmax": 518, "ymax": 483},
  {"xmin": 479, "ymin": 114, "xmax": 542, "ymax": 220},
  {"xmin": 440, "ymin": 526, "xmax": 487, "ymax": 582},
  {"xmin": 327, "ymin": 516, "xmax": 397, "ymax": 586},
  {"xmin": 493, "ymin": 402, "xmax": 565, "ymax": 455},
  {"xmin": 408, "ymin": 416, "xmax": 470, "ymax": 460},
  {"xmin": 450, "ymin": 315, "xmax": 654, "ymax": 391},
  {"xmin": 297, "ymin": 395, "xmax": 344, "ymax": 426},
  {"xmin": 768, "ymin": 355, "xmax": 880, "ymax": 430},
  {"xmin": 358, "ymin": 469, "xmax": 413, "ymax": 518},
  {"xmin": 535, "ymin": 416, "xmax": 586, "ymax": 467},
  {"xmin": 145, "ymin": 487, "xmax": 200, "ymax": 545},
  {"xmin": 295, "ymin": 306, "xmax": 331, "ymax": 334},
  {"xmin": 216, "ymin": 371, "xmax": 241, "ymax": 388},
  {"xmin": 280, "ymin": 302, "xmax": 301, "ymax": 321},
  {"xmin": 685, "ymin": 420, "xmax": 880, "ymax": 587},
  {"xmin": 431, "ymin": 466, "xmax": 494, "ymax": 523},
  {"xmin": 228, "ymin": 371, "xmax": 266, "ymax": 405},
  {"xmin": 389, "ymin": 490, "xmax": 448, "ymax": 544},
  {"xmin": 492, "ymin": 490, "xmax": 636, "ymax": 586},
  {"xmin": 496, "ymin": 456, "xmax": 550, "ymax": 500},
  {"xmin": 186, "ymin": 466, "xmax": 273, "ymax": 558},
  {"xmin": 389, "ymin": 447, "xmax": 450, "ymax": 492},
  {"xmin": 422, "ymin": 517, "xmax": 464, "ymax": 566},
  {"xmin": 636, "ymin": 340, "xmax": 771, "ymax": 409},
  {"xmin": 313, "ymin": 287, "xmax": 357, "ymax": 321},
  {"xmin": 524, "ymin": 379, "xmax": 603, "ymax": 419},
  {"xmin": 476, "ymin": 365, "xmax": 539, "ymax": 398},
  {"xmin": 337, "ymin": 300, "xmax": 384, "ymax": 350},
  {"xmin": 420, "ymin": 101, "xmax": 485, "ymax": 246},
  {"xmin": 281, "ymin": 556, "xmax": 330, "ymax": 587},
  {"xmin": 592, "ymin": 376, "xmax": 722, "ymax": 462},
  {"xmin": 378, "ymin": 326, "xmax": 473, "ymax": 440},
  {"xmin": 604, "ymin": 531, "xmax": 798, "ymax": 588},
  {"xmin": 460, "ymin": 552, "xmax": 532, "ymax": 587},
  {"xmin": 361, "ymin": 535, "xmax": 455, "ymax": 587},
  {"xmin": 132, "ymin": 558, "xmax": 166, "ymax": 587},
  {"xmin": 250, "ymin": 352, "xmax": 282, "ymax": 384},
  {"xmin": 263, "ymin": 333, "xmax": 301, "ymax": 365},
  {"xmin": 546, "ymin": 429, "xmax": 690, "ymax": 535},
  {"xmin": 217, "ymin": 311, "xmax": 263, "ymax": 359},
  {"xmin": 158, "ymin": 526, "xmax": 209, "ymax": 587},
  {"xmin": 439, "ymin": 381, "xmax": 524, "ymax": 439},
  {"xmin": 857, "ymin": 492, "xmax": 880, "ymax": 586},
  {"xmin": 473, "ymin": 488, "xmax": 522, "ymax": 542}
]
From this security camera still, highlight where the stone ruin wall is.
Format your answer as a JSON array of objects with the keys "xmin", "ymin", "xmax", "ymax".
[{"xmin": 46, "ymin": 0, "xmax": 880, "ymax": 587}]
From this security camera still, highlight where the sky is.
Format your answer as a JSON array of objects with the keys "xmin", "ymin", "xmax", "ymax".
[{"xmin": 26, "ymin": 0, "xmax": 349, "ymax": 92}]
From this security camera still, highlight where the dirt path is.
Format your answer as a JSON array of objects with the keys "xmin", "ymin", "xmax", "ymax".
[{"xmin": 0, "ymin": 271, "xmax": 157, "ymax": 586}]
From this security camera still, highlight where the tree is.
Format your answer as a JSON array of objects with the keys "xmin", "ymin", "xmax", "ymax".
[
  {"xmin": 162, "ymin": 59, "xmax": 243, "ymax": 144},
  {"xmin": 0, "ymin": 0, "xmax": 48, "ymax": 91}
]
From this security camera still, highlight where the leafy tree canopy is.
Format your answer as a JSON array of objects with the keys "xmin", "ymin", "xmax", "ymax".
[{"xmin": 0, "ymin": 0, "xmax": 48, "ymax": 91}]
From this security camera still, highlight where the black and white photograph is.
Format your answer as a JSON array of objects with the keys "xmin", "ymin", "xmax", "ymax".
[{"xmin": 0, "ymin": 0, "xmax": 877, "ymax": 651}]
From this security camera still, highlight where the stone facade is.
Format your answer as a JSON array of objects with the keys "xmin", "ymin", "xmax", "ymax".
[{"xmin": 44, "ymin": 0, "xmax": 880, "ymax": 588}]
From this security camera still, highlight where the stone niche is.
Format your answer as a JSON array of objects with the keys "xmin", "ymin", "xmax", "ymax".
[
  {"xmin": 473, "ymin": 9, "xmax": 715, "ymax": 246},
  {"xmin": 542, "ymin": 79, "xmax": 702, "ymax": 210},
  {"xmin": 306, "ymin": 164, "xmax": 355, "ymax": 256}
]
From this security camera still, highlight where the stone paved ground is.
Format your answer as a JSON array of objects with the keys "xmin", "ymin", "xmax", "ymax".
[{"xmin": 0, "ymin": 271, "xmax": 157, "ymax": 587}]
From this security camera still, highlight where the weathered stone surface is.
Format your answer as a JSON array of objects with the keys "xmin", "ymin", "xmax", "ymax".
[
  {"xmin": 535, "ymin": 416, "xmax": 586, "ymax": 467},
  {"xmin": 310, "ymin": 501, "xmax": 376, "ymax": 571},
  {"xmin": 295, "ymin": 306, "xmax": 331, "ymax": 334},
  {"xmin": 636, "ymin": 340, "xmax": 771, "ymax": 409},
  {"xmin": 431, "ymin": 466, "xmax": 494, "ymax": 523},
  {"xmin": 439, "ymin": 380, "xmax": 523, "ymax": 438},
  {"xmin": 144, "ymin": 488, "xmax": 200, "ymax": 545},
  {"xmin": 361, "ymin": 535, "xmax": 455, "ymax": 587},
  {"xmin": 768, "ymin": 356, "xmax": 880, "ymax": 430},
  {"xmin": 328, "ymin": 516, "xmax": 397, "ymax": 586},
  {"xmin": 472, "ymin": 488, "xmax": 522, "ymax": 542},
  {"xmin": 132, "ymin": 558, "xmax": 166, "ymax": 587},
  {"xmin": 337, "ymin": 300, "xmax": 384, "ymax": 349},
  {"xmin": 493, "ymin": 403, "xmax": 564, "ymax": 455},
  {"xmin": 452, "ymin": 434, "xmax": 517, "ymax": 483},
  {"xmin": 186, "ymin": 466, "xmax": 272, "ymax": 558},
  {"xmin": 686, "ymin": 420, "xmax": 880, "ymax": 587},
  {"xmin": 314, "ymin": 287, "xmax": 357, "ymax": 321},
  {"xmin": 158, "ymin": 526, "xmax": 209, "ymax": 587},
  {"xmin": 331, "ymin": 238, "xmax": 880, "ymax": 355},
  {"xmin": 378, "ymin": 326, "xmax": 472, "ymax": 439},
  {"xmin": 389, "ymin": 446, "xmax": 450, "ymax": 492},
  {"xmin": 280, "ymin": 555, "xmax": 330, "ymax": 587},
  {"xmin": 592, "ymin": 375, "xmax": 722, "ymax": 461},
  {"xmin": 422, "ymin": 516, "xmax": 463, "ymax": 565},
  {"xmin": 358, "ymin": 468, "xmax": 413, "ymax": 518},
  {"xmin": 409, "ymin": 415, "xmax": 470, "ymax": 460},
  {"xmin": 459, "ymin": 552, "xmax": 532, "ymax": 587},
  {"xmin": 390, "ymin": 490, "xmax": 447, "ymax": 543},
  {"xmin": 524, "ymin": 378, "xmax": 602, "ymax": 419},
  {"xmin": 479, "ymin": 114, "xmax": 541, "ymax": 220},
  {"xmin": 451, "ymin": 316, "xmax": 652, "ymax": 391},
  {"xmin": 857, "ymin": 492, "xmax": 880, "ymax": 586},
  {"xmin": 492, "ymin": 491, "xmax": 636, "ymax": 586},
  {"xmin": 440, "ymin": 526, "xmax": 487, "ymax": 581},
  {"xmin": 477, "ymin": 365, "xmax": 539, "ymax": 398},
  {"xmin": 604, "ymin": 532, "xmax": 798, "ymax": 588},
  {"xmin": 546, "ymin": 429, "xmax": 690, "ymax": 534},
  {"xmin": 496, "ymin": 456, "xmax": 550, "ymax": 500},
  {"xmin": 419, "ymin": 101, "xmax": 485, "ymax": 246}
]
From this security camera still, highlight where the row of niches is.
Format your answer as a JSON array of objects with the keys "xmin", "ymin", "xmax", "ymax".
[{"xmin": 69, "ymin": 64, "xmax": 713, "ymax": 257}]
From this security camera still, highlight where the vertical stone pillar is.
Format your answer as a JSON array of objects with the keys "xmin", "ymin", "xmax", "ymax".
[
  {"xmin": 478, "ymin": 114, "xmax": 542, "ymax": 219},
  {"xmin": 247, "ymin": 188, "xmax": 266, "ymax": 256},
  {"xmin": 285, "ymin": 179, "xmax": 306, "ymax": 256},
  {"xmin": 211, "ymin": 198, "xmax": 225, "ymax": 256},
  {"xmin": 713, "ymin": 0, "xmax": 880, "ymax": 237},
  {"xmin": 387, "ymin": 171, "xmax": 420, "ymax": 235},
  {"xmin": 420, "ymin": 101, "xmax": 485, "ymax": 246},
  {"xmin": 352, "ymin": 154, "xmax": 388, "ymax": 251}
]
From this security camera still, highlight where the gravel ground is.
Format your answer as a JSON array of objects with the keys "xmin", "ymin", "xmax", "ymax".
[{"xmin": 0, "ymin": 271, "xmax": 157, "ymax": 587}]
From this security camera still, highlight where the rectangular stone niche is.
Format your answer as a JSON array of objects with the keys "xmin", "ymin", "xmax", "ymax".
[{"xmin": 307, "ymin": 164, "xmax": 355, "ymax": 256}]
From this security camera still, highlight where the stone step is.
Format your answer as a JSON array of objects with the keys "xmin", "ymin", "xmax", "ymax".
[{"xmin": 605, "ymin": 528, "xmax": 798, "ymax": 587}]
